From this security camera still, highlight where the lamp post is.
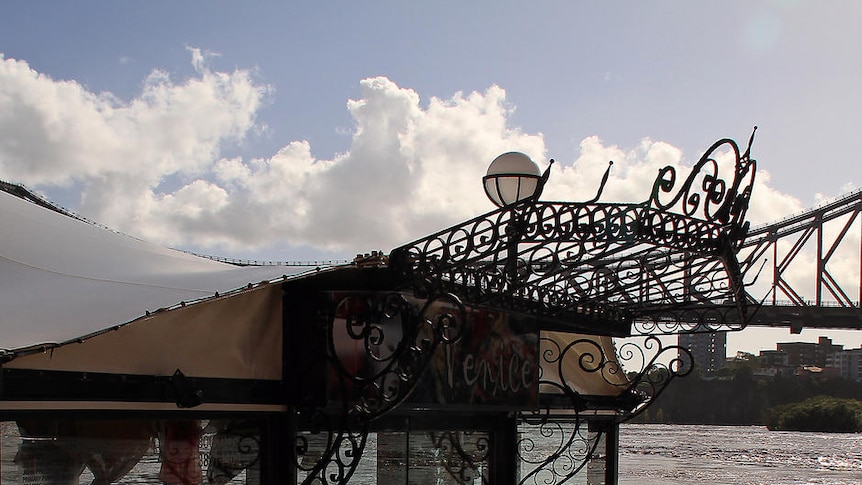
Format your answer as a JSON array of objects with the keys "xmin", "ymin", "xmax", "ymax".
[{"xmin": 483, "ymin": 152, "xmax": 553, "ymax": 283}]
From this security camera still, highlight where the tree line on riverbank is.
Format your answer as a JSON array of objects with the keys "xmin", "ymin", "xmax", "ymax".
[
  {"xmin": 631, "ymin": 365, "xmax": 862, "ymax": 431},
  {"xmin": 766, "ymin": 396, "xmax": 862, "ymax": 432}
]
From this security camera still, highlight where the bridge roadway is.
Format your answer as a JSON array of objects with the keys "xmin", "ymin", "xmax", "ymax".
[{"xmin": 749, "ymin": 302, "xmax": 862, "ymax": 333}]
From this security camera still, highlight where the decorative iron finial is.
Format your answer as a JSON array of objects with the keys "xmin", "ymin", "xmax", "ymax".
[
  {"xmin": 534, "ymin": 158, "xmax": 555, "ymax": 202},
  {"xmin": 742, "ymin": 126, "xmax": 758, "ymax": 161},
  {"xmin": 586, "ymin": 161, "xmax": 613, "ymax": 204}
]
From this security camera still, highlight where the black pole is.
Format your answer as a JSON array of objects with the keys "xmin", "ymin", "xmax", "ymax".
[
  {"xmin": 260, "ymin": 413, "xmax": 292, "ymax": 484},
  {"xmin": 505, "ymin": 214, "xmax": 522, "ymax": 284},
  {"xmin": 605, "ymin": 421, "xmax": 619, "ymax": 485},
  {"xmin": 489, "ymin": 413, "xmax": 519, "ymax": 485}
]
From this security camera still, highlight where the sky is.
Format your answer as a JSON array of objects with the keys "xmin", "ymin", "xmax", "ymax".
[{"xmin": 0, "ymin": 1, "xmax": 860, "ymax": 357}]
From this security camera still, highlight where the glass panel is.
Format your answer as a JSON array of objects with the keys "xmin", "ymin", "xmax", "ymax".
[
  {"xmin": 377, "ymin": 432, "xmax": 406, "ymax": 483},
  {"xmin": 408, "ymin": 431, "xmax": 489, "ymax": 484},
  {"xmin": 295, "ymin": 430, "xmax": 378, "ymax": 484},
  {"xmin": 518, "ymin": 418, "xmax": 610, "ymax": 485},
  {"xmin": 294, "ymin": 429, "xmax": 490, "ymax": 484},
  {"xmin": 1, "ymin": 419, "xmax": 261, "ymax": 484}
]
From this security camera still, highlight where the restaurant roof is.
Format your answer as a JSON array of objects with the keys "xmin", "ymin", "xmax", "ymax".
[{"xmin": 0, "ymin": 184, "xmax": 319, "ymax": 352}]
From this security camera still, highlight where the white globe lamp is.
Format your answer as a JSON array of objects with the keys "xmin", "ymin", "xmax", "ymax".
[{"xmin": 483, "ymin": 152, "xmax": 542, "ymax": 207}]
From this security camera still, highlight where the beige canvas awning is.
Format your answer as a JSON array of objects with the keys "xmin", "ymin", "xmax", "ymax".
[
  {"xmin": 0, "ymin": 184, "xmax": 318, "ymax": 411},
  {"xmin": 0, "ymin": 186, "xmax": 308, "ymax": 355},
  {"xmin": 0, "ymin": 185, "xmax": 304, "ymax": 352},
  {"xmin": 540, "ymin": 331, "xmax": 630, "ymax": 397},
  {"xmin": 5, "ymin": 283, "xmax": 283, "ymax": 380}
]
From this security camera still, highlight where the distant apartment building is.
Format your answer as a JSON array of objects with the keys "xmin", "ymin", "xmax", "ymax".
[
  {"xmin": 759, "ymin": 350, "xmax": 789, "ymax": 367},
  {"xmin": 837, "ymin": 348, "xmax": 862, "ymax": 381},
  {"xmin": 759, "ymin": 336, "xmax": 862, "ymax": 380},
  {"xmin": 756, "ymin": 350, "xmax": 799, "ymax": 377},
  {"xmin": 777, "ymin": 336, "xmax": 843, "ymax": 367},
  {"xmin": 678, "ymin": 331, "xmax": 727, "ymax": 374}
]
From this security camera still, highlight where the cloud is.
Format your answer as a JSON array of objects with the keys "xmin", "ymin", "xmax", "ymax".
[
  {"xmin": 0, "ymin": 51, "xmax": 817, "ymax": 261},
  {"xmin": 154, "ymin": 77, "xmax": 548, "ymax": 253},
  {"xmin": 0, "ymin": 50, "xmax": 264, "ymax": 187}
]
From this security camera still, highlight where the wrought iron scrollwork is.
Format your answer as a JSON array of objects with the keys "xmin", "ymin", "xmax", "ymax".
[
  {"xmin": 389, "ymin": 129, "xmax": 758, "ymax": 336},
  {"xmin": 294, "ymin": 409, "xmax": 366, "ymax": 485},
  {"xmin": 615, "ymin": 337, "xmax": 694, "ymax": 420},
  {"xmin": 648, "ymin": 128, "xmax": 757, "ymax": 232},
  {"xmin": 518, "ymin": 383, "xmax": 602, "ymax": 485},
  {"xmin": 428, "ymin": 431, "xmax": 491, "ymax": 484},
  {"xmin": 295, "ymin": 292, "xmax": 466, "ymax": 484},
  {"xmin": 517, "ymin": 334, "xmax": 693, "ymax": 483},
  {"xmin": 295, "ymin": 131, "xmax": 758, "ymax": 483},
  {"xmin": 205, "ymin": 421, "xmax": 261, "ymax": 484}
]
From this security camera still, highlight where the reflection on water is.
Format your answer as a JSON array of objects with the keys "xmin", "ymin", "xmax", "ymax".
[{"xmin": 4, "ymin": 421, "xmax": 862, "ymax": 484}]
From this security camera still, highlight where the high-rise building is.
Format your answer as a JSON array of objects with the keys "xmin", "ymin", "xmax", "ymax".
[{"xmin": 678, "ymin": 331, "xmax": 727, "ymax": 374}]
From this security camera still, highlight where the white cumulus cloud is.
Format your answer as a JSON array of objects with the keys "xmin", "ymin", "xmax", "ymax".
[{"xmin": 0, "ymin": 51, "xmax": 815, "ymax": 262}]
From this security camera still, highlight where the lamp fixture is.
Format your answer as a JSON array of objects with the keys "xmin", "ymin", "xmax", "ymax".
[{"xmin": 483, "ymin": 152, "xmax": 551, "ymax": 207}]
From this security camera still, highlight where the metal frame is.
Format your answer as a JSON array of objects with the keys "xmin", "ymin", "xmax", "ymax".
[
  {"xmin": 290, "ymin": 130, "xmax": 759, "ymax": 484},
  {"xmin": 740, "ymin": 189, "xmax": 862, "ymax": 307},
  {"xmin": 389, "ymin": 130, "xmax": 758, "ymax": 336}
]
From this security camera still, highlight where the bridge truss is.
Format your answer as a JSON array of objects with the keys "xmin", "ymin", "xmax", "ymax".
[{"xmin": 739, "ymin": 189, "xmax": 862, "ymax": 331}]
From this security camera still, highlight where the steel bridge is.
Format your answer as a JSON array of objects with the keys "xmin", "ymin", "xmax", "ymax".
[{"xmin": 739, "ymin": 189, "xmax": 862, "ymax": 332}]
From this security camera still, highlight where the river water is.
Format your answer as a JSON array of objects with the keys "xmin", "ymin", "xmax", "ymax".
[
  {"xmin": 619, "ymin": 424, "xmax": 862, "ymax": 485},
  {"xmin": 3, "ymin": 422, "xmax": 862, "ymax": 484}
]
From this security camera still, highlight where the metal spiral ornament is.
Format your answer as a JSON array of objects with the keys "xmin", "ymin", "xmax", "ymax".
[
  {"xmin": 516, "ymin": 333, "xmax": 695, "ymax": 483},
  {"xmin": 428, "ymin": 431, "xmax": 491, "ymax": 484},
  {"xmin": 290, "ymin": 131, "xmax": 759, "ymax": 483},
  {"xmin": 204, "ymin": 421, "xmax": 261, "ymax": 483},
  {"xmin": 295, "ymin": 292, "xmax": 467, "ymax": 484},
  {"xmin": 518, "ymin": 381, "xmax": 602, "ymax": 485},
  {"xmin": 390, "ymin": 129, "xmax": 758, "ymax": 337},
  {"xmin": 616, "ymin": 336, "xmax": 694, "ymax": 420}
]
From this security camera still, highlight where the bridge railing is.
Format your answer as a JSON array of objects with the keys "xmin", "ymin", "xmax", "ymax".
[{"xmin": 763, "ymin": 299, "xmax": 861, "ymax": 308}]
